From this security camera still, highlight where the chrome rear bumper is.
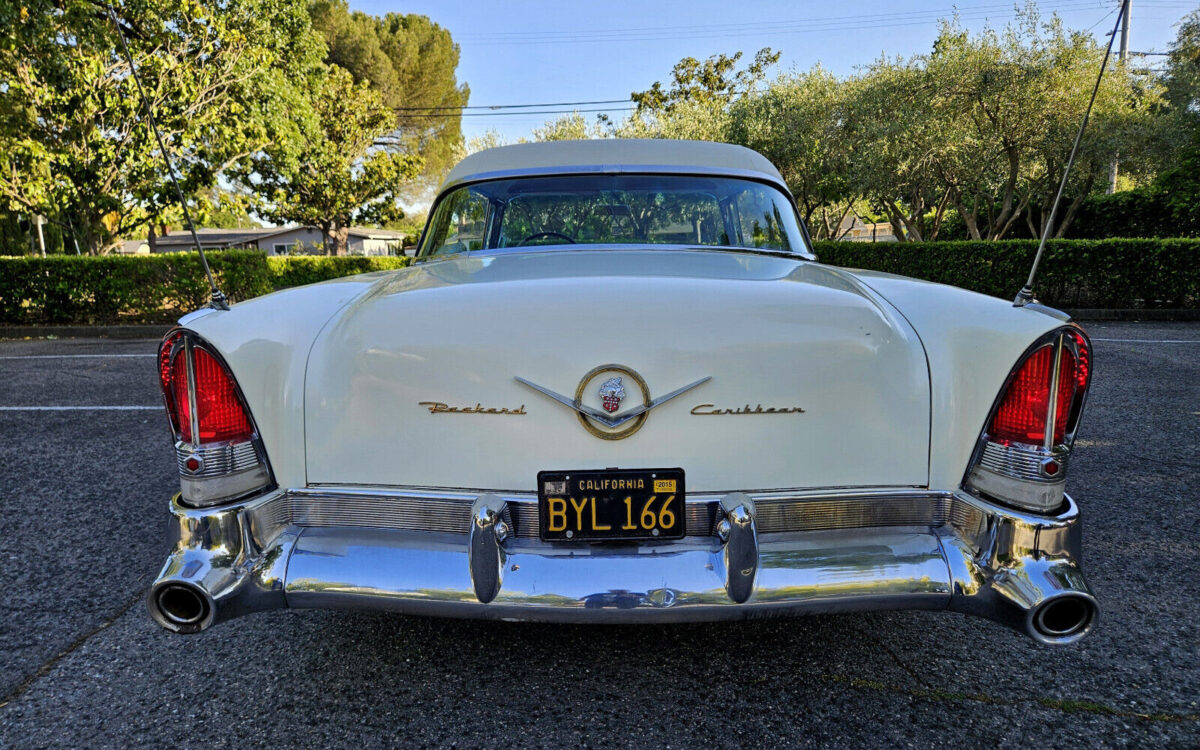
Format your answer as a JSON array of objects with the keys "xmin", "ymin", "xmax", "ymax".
[{"xmin": 148, "ymin": 487, "xmax": 1097, "ymax": 644}]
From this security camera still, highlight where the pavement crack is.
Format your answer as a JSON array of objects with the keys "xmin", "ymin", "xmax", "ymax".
[
  {"xmin": 821, "ymin": 673, "xmax": 1200, "ymax": 723},
  {"xmin": 866, "ymin": 632, "xmax": 931, "ymax": 690},
  {"xmin": 0, "ymin": 581, "xmax": 149, "ymax": 710}
]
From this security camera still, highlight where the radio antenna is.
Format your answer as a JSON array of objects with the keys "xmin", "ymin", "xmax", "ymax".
[
  {"xmin": 1014, "ymin": 0, "xmax": 1127, "ymax": 307},
  {"xmin": 106, "ymin": 4, "xmax": 228, "ymax": 310}
]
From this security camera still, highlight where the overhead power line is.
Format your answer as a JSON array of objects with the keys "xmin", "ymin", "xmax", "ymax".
[
  {"xmin": 395, "ymin": 99, "xmax": 629, "ymax": 112},
  {"xmin": 448, "ymin": 0, "xmax": 1193, "ymax": 46},
  {"xmin": 451, "ymin": 1, "xmax": 1071, "ymax": 39},
  {"xmin": 400, "ymin": 107, "xmax": 636, "ymax": 119},
  {"xmin": 1085, "ymin": 7, "xmax": 1117, "ymax": 33}
]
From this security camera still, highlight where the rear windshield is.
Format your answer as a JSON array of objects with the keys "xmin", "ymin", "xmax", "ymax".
[{"xmin": 419, "ymin": 174, "xmax": 809, "ymax": 258}]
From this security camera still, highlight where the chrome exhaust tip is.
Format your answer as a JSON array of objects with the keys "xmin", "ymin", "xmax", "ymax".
[
  {"xmin": 149, "ymin": 582, "xmax": 213, "ymax": 634},
  {"xmin": 1028, "ymin": 593, "xmax": 1097, "ymax": 645}
]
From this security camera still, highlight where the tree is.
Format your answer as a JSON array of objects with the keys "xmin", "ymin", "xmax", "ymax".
[
  {"xmin": 236, "ymin": 65, "xmax": 421, "ymax": 255},
  {"xmin": 939, "ymin": 12, "xmax": 1159, "ymax": 239},
  {"xmin": 1139, "ymin": 9, "xmax": 1200, "ymax": 235},
  {"xmin": 631, "ymin": 48, "xmax": 780, "ymax": 115},
  {"xmin": 532, "ymin": 112, "xmax": 603, "ymax": 142},
  {"xmin": 618, "ymin": 49, "xmax": 778, "ymax": 143},
  {"xmin": 842, "ymin": 61, "xmax": 952, "ymax": 242},
  {"xmin": 1163, "ymin": 8, "xmax": 1200, "ymax": 125},
  {"xmin": 841, "ymin": 9, "xmax": 1158, "ymax": 241},
  {"xmin": 728, "ymin": 67, "xmax": 858, "ymax": 238},
  {"xmin": 0, "ymin": 0, "xmax": 321, "ymax": 253},
  {"xmin": 309, "ymin": 1, "xmax": 469, "ymax": 183},
  {"xmin": 465, "ymin": 129, "xmax": 510, "ymax": 154}
]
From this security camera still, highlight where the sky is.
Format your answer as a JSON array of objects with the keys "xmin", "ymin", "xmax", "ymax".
[{"xmin": 351, "ymin": 0, "xmax": 1195, "ymax": 144}]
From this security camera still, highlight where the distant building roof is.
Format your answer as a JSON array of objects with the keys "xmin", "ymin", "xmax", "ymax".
[
  {"xmin": 150, "ymin": 225, "xmax": 407, "ymax": 250},
  {"xmin": 347, "ymin": 227, "xmax": 407, "ymax": 239},
  {"xmin": 153, "ymin": 226, "xmax": 289, "ymax": 249}
]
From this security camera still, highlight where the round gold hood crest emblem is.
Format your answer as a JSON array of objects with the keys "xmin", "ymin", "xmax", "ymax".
[{"xmin": 575, "ymin": 365, "xmax": 650, "ymax": 440}]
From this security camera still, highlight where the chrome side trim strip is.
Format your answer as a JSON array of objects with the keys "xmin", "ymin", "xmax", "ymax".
[
  {"xmin": 286, "ymin": 487, "xmax": 958, "ymax": 538},
  {"xmin": 291, "ymin": 491, "xmax": 476, "ymax": 534}
]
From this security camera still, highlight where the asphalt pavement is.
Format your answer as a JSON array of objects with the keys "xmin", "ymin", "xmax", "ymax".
[{"xmin": 1, "ymin": 323, "xmax": 1198, "ymax": 748}]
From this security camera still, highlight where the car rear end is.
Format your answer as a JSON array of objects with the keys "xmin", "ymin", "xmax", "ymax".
[{"xmin": 146, "ymin": 252, "xmax": 1098, "ymax": 644}]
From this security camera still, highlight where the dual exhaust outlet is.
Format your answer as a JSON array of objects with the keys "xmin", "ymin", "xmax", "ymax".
[
  {"xmin": 1028, "ymin": 593, "xmax": 1097, "ymax": 644},
  {"xmin": 148, "ymin": 575, "xmax": 1098, "ymax": 644},
  {"xmin": 151, "ymin": 583, "xmax": 212, "ymax": 634}
]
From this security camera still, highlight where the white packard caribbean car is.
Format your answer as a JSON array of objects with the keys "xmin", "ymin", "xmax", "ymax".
[{"xmin": 149, "ymin": 139, "xmax": 1097, "ymax": 644}]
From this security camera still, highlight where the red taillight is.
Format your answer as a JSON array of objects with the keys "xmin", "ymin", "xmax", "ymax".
[
  {"xmin": 159, "ymin": 332, "xmax": 184, "ymax": 435},
  {"xmin": 1069, "ymin": 329, "xmax": 1090, "ymax": 392},
  {"xmin": 989, "ymin": 343, "xmax": 1078, "ymax": 446},
  {"xmin": 190, "ymin": 348, "xmax": 253, "ymax": 442},
  {"xmin": 159, "ymin": 333, "xmax": 254, "ymax": 444},
  {"xmin": 171, "ymin": 348, "xmax": 189, "ymax": 438}
]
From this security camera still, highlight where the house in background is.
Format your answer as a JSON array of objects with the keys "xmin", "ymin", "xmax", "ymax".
[
  {"xmin": 143, "ymin": 225, "xmax": 411, "ymax": 256},
  {"xmin": 835, "ymin": 216, "xmax": 898, "ymax": 243}
]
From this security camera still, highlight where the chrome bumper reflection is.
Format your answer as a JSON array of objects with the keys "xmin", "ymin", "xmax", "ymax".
[{"xmin": 148, "ymin": 487, "xmax": 1096, "ymax": 644}]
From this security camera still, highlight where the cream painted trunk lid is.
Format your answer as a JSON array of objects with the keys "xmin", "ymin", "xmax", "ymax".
[{"xmin": 304, "ymin": 249, "xmax": 930, "ymax": 492}]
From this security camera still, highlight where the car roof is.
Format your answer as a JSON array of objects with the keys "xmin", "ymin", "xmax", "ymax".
[{"xmin": 438, "ymin": 139, "xmax": 788, "ymax": 195}]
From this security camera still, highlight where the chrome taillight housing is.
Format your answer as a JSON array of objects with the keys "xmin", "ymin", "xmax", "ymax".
[
  {"xmin": 965, "ymin": 325, "xmax": 1091, "ymax": 513},
  {"xmin": 159, "ymin": 330, "xmax": 273, "ymax": 507}
]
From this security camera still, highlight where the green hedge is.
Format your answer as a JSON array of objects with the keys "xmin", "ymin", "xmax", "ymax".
[
  {"xmin": 265, "ymin": 255, "xmax": 411, "ymax": 289},
  {"xmin": 2, "ymin": 241, "xmax": 1196, "ymax": 324},
  {"xmin": 0, "ymin": 251, "xmax": 411, "ymax": 324},
  {"xmin": 815, "ymin": 238, "xmax": 1200, "ymax": 309}
]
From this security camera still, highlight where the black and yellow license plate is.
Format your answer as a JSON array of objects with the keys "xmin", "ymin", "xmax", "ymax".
[{"xmin": 537, "ymin": 468, "xmax": 685, "ymax": 541}]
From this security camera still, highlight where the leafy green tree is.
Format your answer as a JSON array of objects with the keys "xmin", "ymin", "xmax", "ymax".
[
  {"xmin": 532, "ymin": 112, "xmax": 604, "ymax": 142},
  {"xmin": 841, "ymin": 61, "xmax": 952, "ymax": 242},
  {"xmin": 1163, "ymin": 8, "xmax": 1200, "ymax": 125},
  {"xmin": 618, "ymin": 48, "xmax": 777, "ymax": 143},
  {"xmin": 631, "ymin": 48, "xmax": 780, "ymax": 115},
  {"xmin": 728, "ymin": 66, "xmax": 858, "ymax": 238},
  {"xmin": 466, "ymin": 129, "xmax": 510, "ymax": 154},
  {"xmin": 0, "ymin": 0, "xmax": 321, "ymax": 253},
  {"xmin": 236, "ymin": 65, "xmax": 421, "ymax": 255},
  {"xmin": 614, "ymin": 97, "xmax": 730, "ymax": 142},
  {"xmin": 1141, "ymin": 9, "xmax": 1200, "ymax": 235},
  {"xmin": 309, "ymin": 0, "xmax": 469, "ymax": 182},
  {"xmin": 843, "ymin": 10, "xmax": 1158, "ymax": 241}
]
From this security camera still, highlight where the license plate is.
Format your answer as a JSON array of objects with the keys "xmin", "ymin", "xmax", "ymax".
[{"xmin": 538, "ymin": 468, "xmax": 685, "ymax": 541}]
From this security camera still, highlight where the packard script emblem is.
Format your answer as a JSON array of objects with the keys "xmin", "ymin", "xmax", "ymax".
[
  {"xmin": 598, "ymin": 377, "xmax": 625, "ymax": 413},
  {"xmin": 418, "ymin": 401, "xmax": 526, "ymax": 415}
]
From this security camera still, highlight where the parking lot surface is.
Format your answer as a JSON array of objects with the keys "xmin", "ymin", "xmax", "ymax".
[{"xmin": 1, "ymin": 323, "xmax": 1198, "ymax": 747}]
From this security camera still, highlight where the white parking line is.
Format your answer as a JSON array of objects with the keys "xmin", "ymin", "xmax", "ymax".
[
  {"xmin": 1090, "ymin": 338, "xmax": 1200, "ymax": 344},
  {"xmin": 0, "ymin": 354, "xmax": 155, "ymax": 359},
  {"xmin": 0, "ymin": 406, "xmax": 160, "ymax": 411}
]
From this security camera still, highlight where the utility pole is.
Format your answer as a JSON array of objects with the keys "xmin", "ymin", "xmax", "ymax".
[{"xmin": 1108, "ymin": 0, "xmax": 1131, "ymax": 193}]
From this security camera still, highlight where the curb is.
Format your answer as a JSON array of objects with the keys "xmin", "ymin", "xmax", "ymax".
[
  {"xmin": 0, "ymin": 325, "xmax": 172, "ymax": 340},
  {"xmin": 1063, "ymin": 309, "xmax": 1200, "ymax": 321}
]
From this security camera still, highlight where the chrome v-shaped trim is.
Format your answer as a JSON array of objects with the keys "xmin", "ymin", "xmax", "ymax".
[
  {"xmin": 514, "ymin": 375, "xmax": 711, "ymax": 428},
  {"xmin": 513, "ymin": 377, "xmax": 613, "ymax": 423}
]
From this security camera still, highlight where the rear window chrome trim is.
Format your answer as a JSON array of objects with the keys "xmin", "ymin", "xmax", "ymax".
[
  {"xmin": 438, "ymin": 164, "xmax": 794, "ymax": 200},
  {"xmin": 419, "ymin": 168, "xmax": 815, "ymax": 261}
]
